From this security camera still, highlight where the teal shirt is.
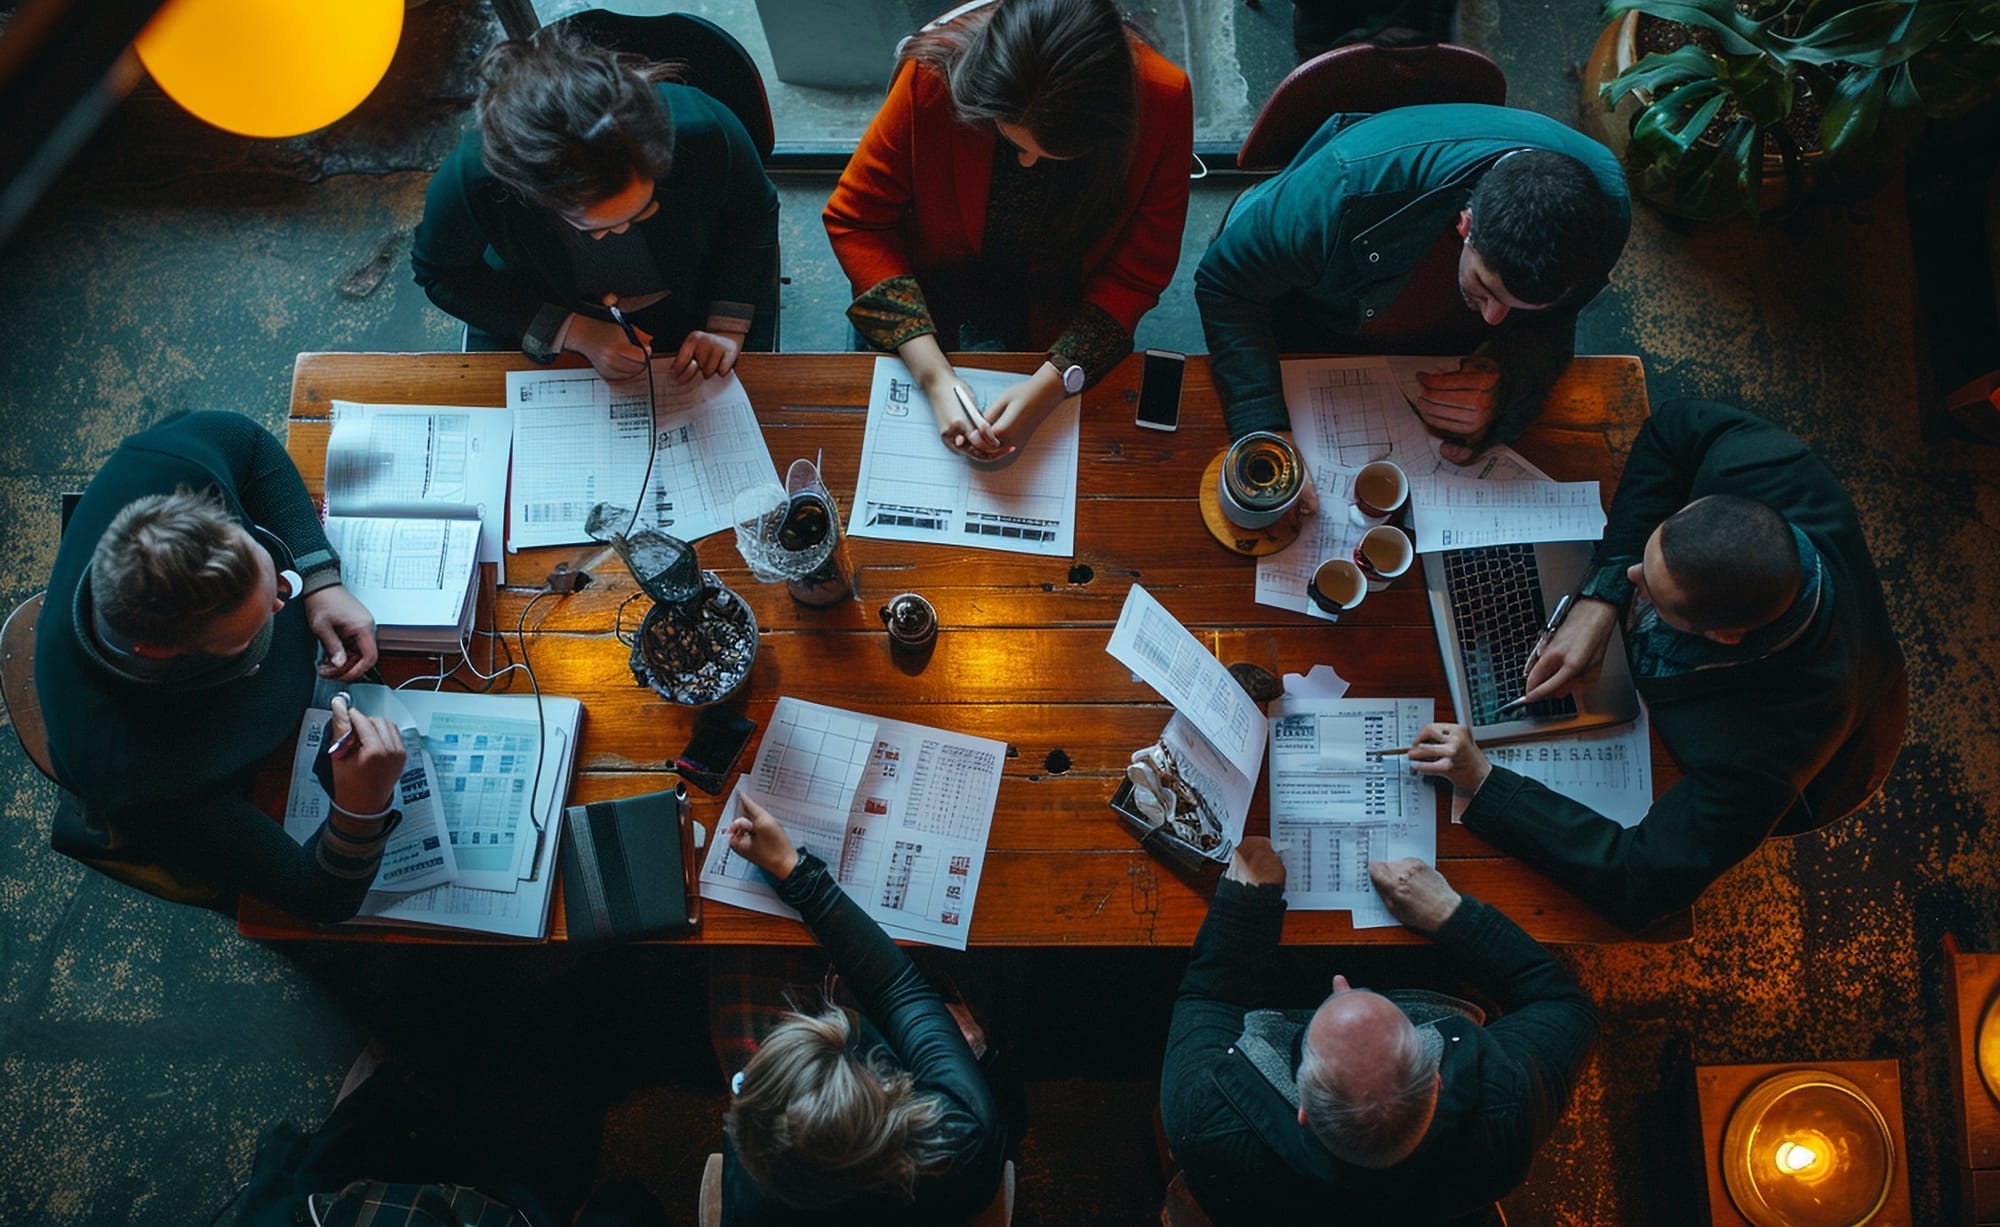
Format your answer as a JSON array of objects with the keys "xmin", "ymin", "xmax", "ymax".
[{"xmin": 1195, "ymin": 104, "xmax": 1630, "ymax": 442}]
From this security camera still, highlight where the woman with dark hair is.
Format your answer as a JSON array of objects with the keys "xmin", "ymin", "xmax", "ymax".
[
  {"xmin": 718, "ymin": 796, "xmax": 1008, "ymax": 1225},
  {"xmin": 825, "ymin": 0, "xmax": 1193, "ymax": 460},
  {"xmin": 412, "ymin": 26, "xmax": 779, "ymax": 383}
]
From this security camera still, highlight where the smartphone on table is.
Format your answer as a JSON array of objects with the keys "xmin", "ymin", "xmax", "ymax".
[
  {"xmin": 676, "ymin": 709, "xmax": 757, "ymax": 795},
  {"xmin": 1136, "ymin": 348, "xmax": 1184, "ymax": 432}
]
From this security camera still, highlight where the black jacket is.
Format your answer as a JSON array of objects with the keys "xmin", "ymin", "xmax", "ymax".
[
  {"xmin": 1463, "ymin": 399, "xmax": 1908, "ymax": 930},
  {"xmin": 1160, "ymin": 880, "xmax": 1597, "ymax": 1225},
  {"xmin": 1160, "ymin": 883, "xmax": 1592, "ymax": 1227},
  {"xmin": 722, "ymin": 852, "xmax": 1006, "ymax": 1225}
]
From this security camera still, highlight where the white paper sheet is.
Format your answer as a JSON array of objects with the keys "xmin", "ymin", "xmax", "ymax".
[
  {"xmin": 750, "ymin": 698, "xmax": 880, "ymax": 816},
  {"xmin": 1257, "ymin": 357, "xmax": 1556, "ymax": 616},
  {"xmin": 1282, "ymin": 664, "xmax": 1351, "ymax": 700},
  {"xmin": 323, "ymin": 516, "xmax": 480, "ymax": 633},
  {"xmin": 1407, "ymin": 476, "xmax": 1608, "ymax": 553},
  {"xmin": 1268, "ymin": 697, "xmax": 1435, "ymax": 927},
  {"xmin": 1157, "ymin": 711, "xmax": 1255, "ymax": 856},
  {"xmin": 326, "ymin": 401, "xmax": 513, "ymax": 566},
  {"xmin": 699, "ymin": 700, "xmax": 1005, "ymax": 949},
  {"xmin": 505, "ymin": 367, "xmax": 778, "ymax": 550},
  {"xmin": 846, "ymin": 357, "xmax": 1081, "ymax": 557},
  {"xmin": 1452, "ymin": 706, "xmax": 1653, "ymax": 829},
  {"xmin": 1106, "ymin": 585, "xmax": 1267, "ymax": 780},
  {"xmin": 284, "ymin": 691, "xmax": 457, "ymax": 894}
]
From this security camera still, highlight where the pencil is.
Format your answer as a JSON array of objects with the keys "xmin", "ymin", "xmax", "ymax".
[
  {"xmin": 1367, "ymin": 745, "xmax": 1413, "ymax": 758},
  {"xmin": 952, "ymin": 384, "xmax": 994, "ymax": 435}
]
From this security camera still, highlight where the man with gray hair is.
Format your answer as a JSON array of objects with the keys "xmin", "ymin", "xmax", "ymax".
[{"xmin": 1160, "ymin": 841, "xmax": 1597, "ymax": 1223}]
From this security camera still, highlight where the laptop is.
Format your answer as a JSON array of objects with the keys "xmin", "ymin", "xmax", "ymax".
[{"xmin": 1422, "ymin": 540, "xmax": 1640, "ymax": 742}]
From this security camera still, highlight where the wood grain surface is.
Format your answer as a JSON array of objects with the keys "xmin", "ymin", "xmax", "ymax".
[{"xmin": 237, "ymin": 351, "xmax": 1685, "ymax": 947}]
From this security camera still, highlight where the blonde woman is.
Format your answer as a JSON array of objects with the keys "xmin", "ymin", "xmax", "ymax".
[{"xmin": 717, "ymin": 797, "xmax": 1007, "ymax": 1225}]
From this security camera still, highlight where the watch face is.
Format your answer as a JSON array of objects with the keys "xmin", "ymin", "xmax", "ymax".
[{"xmin": 1062, "ymin": 365, "xmax": 1085, "ymax": 395}]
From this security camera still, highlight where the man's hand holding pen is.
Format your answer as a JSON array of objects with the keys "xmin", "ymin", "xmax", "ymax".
[
  {"xmin": 323, "ymin": 693, "xmax": 406, "ymax": 817},
  {"xmin": 1401, "ymin": 724, "xmax": 1492, "ymax": 796},
  {"xmin": 1515, "ymin": 598, "xmax": 1620, "ymax": 708}
]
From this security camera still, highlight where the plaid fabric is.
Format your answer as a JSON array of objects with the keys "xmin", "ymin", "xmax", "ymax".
[
  {"xmin": 313, "ymin": 1179, "xmax": 528, "ymax": 1227},
  {"xmin": 708, "ymin": 950, "xmax": 834, "ymax": 1079}
]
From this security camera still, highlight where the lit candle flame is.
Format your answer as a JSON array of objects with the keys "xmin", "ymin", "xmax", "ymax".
[{"xmin": 1776, "ymin": 1140, "xmax": 1820, "ymax": 1174}]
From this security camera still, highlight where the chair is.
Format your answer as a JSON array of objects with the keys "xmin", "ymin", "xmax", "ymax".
[
  {"xmin": 556, "ymin": 10, "xmax": 775, "ymax": 160},
  {"xmin": 1236, "ymin": 43, "xmax": 1507, "ymax": 172},
  {"xmin": 698, "ymin": 1154, "xmax": 1016, "ymax": 1226},
  {"xmin": 3, "ymin": 590, "xmax": 223, "ymax": 907}
]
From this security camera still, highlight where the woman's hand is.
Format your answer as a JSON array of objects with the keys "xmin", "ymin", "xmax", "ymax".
[
  {"xmin": 899, "ymin": 333, "xmax": 1007, "ymax": 460},
  {"xmin": 983, "ymin": 363, "xmax": 1070, "ymax": 456},
  {"xmin": 1405, "ymin": 723, "xmax": 1493, "ymax": 796},
  {"xmin": 564, "ymin": 314, "xmax": 652, "ymax": 382},
  {"xmin": 670, "ymin": 329, "xmax": 744, "ymax": 383},
  {"xmin": 728, "ymin": 795, "xmax": 800, "ymax": 881}
]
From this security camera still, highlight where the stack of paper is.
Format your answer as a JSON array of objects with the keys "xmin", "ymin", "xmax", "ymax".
[
  {"xmin": 284, "ymin": 685, "xmax": 583, "ymax": 939},
  {"xmin": 323, "ymin": 401, "xmax": 511, "ymax": 650},
  {"xmin": 699, "ymin": 697, "xmax": 1005, "ymax": 949}
]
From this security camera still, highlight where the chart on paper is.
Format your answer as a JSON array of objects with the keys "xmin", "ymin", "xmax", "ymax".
[
  {"xmin": 1267, "ymin": 697, "xmax": 1435, "ymax": 925},
  {"xmin": 751, "ymin": 698, "xmax": 879, "ymax": 814},
  {"xmin": 425, "ymin": 712, "xmax": 542, "ymax": 891}
]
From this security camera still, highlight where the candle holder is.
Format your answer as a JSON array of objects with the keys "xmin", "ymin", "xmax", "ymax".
[
  {"xmin": 1943, "ymin": 935, "xmax": 2000, "ymax": 1223},
  {"xmin": 1696, "ymin": 1059, "xmax": 1909, "ymax": 1227}
]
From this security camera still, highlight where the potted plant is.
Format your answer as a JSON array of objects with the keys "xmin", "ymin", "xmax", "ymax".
[{"xmin": 1582, "ymin": 0, "xmax": 2000, "ymax": 220}]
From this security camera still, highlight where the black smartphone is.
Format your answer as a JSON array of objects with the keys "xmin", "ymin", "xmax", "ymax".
[
  {"xmin": 1136, "ymin": 348, "xmax": 1185, "ymax": 432},
  {"xmin": 676, "ymin": 709, "xmax": 757, "ymax": 795}
]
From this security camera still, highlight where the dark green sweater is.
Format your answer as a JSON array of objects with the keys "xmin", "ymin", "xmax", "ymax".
[
  {"xmin": 37, "ymin": 412, "xmax": 388, "ymax": 921},
  {"xmin": 1463, "ymin": 399, "xmax": 1907, "ymax": 930},
  {"xmin": 411, "ymin": 83, "xmax": 780, "ymax": 359}
]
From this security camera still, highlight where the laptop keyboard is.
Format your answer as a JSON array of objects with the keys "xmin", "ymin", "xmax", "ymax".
[{"xmin": 1442, "ymin": 544, "xmax": 1579, "ymax": 725}]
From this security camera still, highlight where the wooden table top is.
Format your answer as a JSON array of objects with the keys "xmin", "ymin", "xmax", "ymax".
[{"xmin": 238, "ymin": 350, "xmax": 1687, "ymax": 947}]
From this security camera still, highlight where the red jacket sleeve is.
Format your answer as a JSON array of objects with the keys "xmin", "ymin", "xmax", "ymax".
[
  {"xmin": 1082, "ymin": 45, "xmax": 1193, "ymax": 334},
  {"xmin": 823, "ymin": 62, "xmax": 925, "ymax": 297}
]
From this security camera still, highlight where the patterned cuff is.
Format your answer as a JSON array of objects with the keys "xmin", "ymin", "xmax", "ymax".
[
  {"xmin": 847, "ymin": 275, "xmax": 937, "ymax": 352},
  {"xmin": 521, "ymin": 303, "xmax": 572, "ymax": 363},
  {"xmin": 706, "ymin": 301, "xmax": 755, "ymax": 336},
  {"xmin": 1049, "ymin": 301, "xmax": 1132, "ymax": 391},
  {"xmin": 1578, "ymin": 561, "xmax": 1636, "ymax": 613}
]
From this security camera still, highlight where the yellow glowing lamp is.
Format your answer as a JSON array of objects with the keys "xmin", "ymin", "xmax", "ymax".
[
  {"xmin": 134, "ymin": 0, "xmax": 403, "ymax": 138},
  {"xmin": 1722, "ymin": 1068, "xmax": 1894, "ymax": 1227}
]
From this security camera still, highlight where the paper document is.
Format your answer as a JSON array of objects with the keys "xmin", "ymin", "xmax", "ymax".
[
  {"xmin": 505, "ymin": 367, "xmax": 778, "ymax": 550},
  {"xmin": 323, "ymin": 516, "xmax": 480, "ymax": 639},
  {"xmin": 1106, "ymin": 585, "xmax": 1267, "ymax": 779},
  {"xmin": 1256, "ymin": 357, "xmax": 1555, "ymax": 616},
  {"xmin": 284, "ymin": 691, "xmax": 457, "ymax": 894},
  {"xmin": 699, "ymin": 698, "xmax": 1005, "ymax": 949},
  {"xmin": 1407, "ymin": 477, "xmax": 1607, "ymax": 553},
  {"xmin": 326, "ymin": 401, "xmax": 512, "ymax": 566},
  {"xmin": 847, "ymin": 357, "xmax": 1081, "ymax": 557},
  {"xmin": 1452, "ymin": 706, "xmax": 1653, "ymax": 829},
  {"xmin": 1268, "ymin": 697, "xmax": 1436, "ymax": 927}
]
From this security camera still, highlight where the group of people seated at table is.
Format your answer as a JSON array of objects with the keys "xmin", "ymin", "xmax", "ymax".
[{"xmin": 31, "ymin": 0, "xmax": 1907, "ymax": 1222}]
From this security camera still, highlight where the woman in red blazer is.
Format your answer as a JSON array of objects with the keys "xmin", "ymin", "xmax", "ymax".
[{"xmin": 824, "ymin": 0, "xmax": 1193, "ymax": 460}]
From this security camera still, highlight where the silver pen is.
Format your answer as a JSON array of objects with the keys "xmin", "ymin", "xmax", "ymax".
[{"xmin": 1499, "ymin": 594, "xmax": 1575, "ymax": 713}]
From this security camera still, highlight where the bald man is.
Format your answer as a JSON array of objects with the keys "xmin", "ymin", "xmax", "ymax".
[{"xmin": 1160, "ymin": 844, "xmax": 1597, "ymax": 1224}]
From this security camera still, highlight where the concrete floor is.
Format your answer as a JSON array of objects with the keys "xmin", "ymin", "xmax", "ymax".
[{"xmin": 3, "ymin": 0, "xmax": 1999, "ymax": 1223}]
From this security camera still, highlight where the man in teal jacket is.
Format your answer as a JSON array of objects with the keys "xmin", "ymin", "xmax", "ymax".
[
  {"xmin": 1197, "ymin": 104, "xmax": 1629, "ymax": 465},
  {"xmin": 1409, "ymin": 400, "xmax": 1907, "ymax": 930}
]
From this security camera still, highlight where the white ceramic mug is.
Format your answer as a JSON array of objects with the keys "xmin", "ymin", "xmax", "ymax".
[
  {"xmin": 1354, "ymin": 524, "xmax": 1414, "ymax": 592},
  {"xmin": 1348, "ymin": 460, "xmax": 1409, "ymax": 527},
  {"xmin": 1307, "ymin": 557, "xmax": 1367, "ymax": 620}
]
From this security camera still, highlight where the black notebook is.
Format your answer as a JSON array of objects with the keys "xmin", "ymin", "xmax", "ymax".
[{"xmin": 559, "ymin": 788, "xmax": 701, "ymax": 943}]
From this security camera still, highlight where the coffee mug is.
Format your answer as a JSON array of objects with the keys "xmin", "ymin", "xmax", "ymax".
[
  {"xmin": 1348, "ymin": 460, "xmax": 1409, "ymax": 527},
  {"xmin": 1354, "ymin": 524, "xmax": 1414, "ymax": 592},
  {"xmin": 1218, "ymin": 431, "xmax": 1304, "ymax": 529},
  {"xmin": 1307, "ymin": 558, "xmax": 1367, "ymax": 620}
]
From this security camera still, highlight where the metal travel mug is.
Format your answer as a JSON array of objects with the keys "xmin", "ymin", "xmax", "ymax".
[{"xmin": 1217, "ymin": 431, "xmax": 1304, "ymax": 529}]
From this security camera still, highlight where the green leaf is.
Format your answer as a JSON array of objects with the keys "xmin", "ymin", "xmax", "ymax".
[
  {"xmin": 1715, "ymin": 51, "xmax": 1796, "ymax": 123},
  {"xmin": 1603, "ymin": 0, "xmax": 1770, "ymax": 56},
  {"xmin": 1630, "ymin": 78, "xmax": 1732, "ymax": 168},
  {"xmin": 1774, "ymin": 1, "xmax": 1963, "ymax": 66},
  {"xmin": 1657, "ymin": 116, "xmax": 1762, "ymax": 219},
  {"xmin": 1817, "ymin": 65, "xmax": 1889, "ymax": 155},
  {"xmin": 1603, "ymin": 45, "xmax": 1720, "ymax": 106}
]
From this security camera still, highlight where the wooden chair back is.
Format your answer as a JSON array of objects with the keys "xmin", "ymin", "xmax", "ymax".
[
  {"xmin": 1, "ymin": 592, "xmax": 55, "ymax": 780},
  {"xmin": 1236, "ymin": 43, "xmax": 1506, "ymax": 171}
]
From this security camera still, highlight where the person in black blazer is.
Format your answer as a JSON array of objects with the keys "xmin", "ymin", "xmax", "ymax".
[
  {"xmin": 1408, "ymin": 399, "xmax": 1908, "ymax": 930},
  {"xmin": 412, "ymin": 26, "xmax": 779, "ymax": 383}
]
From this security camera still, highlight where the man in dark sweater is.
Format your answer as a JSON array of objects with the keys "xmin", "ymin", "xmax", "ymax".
[
  {"xmin": 36, "ymin": 411, "xmax": 405, "ymax": 920},
  {"xmin": 1160, "ymin": 843, "xmax": 1597, "ymax": 1224},
  {"xmin": 1195, "ymin": 104, "xmax": 1630, "ymax": 471},
  {"xmin": 1413, "ymin": 399, "xmax": 1907, "ymax": 930}
]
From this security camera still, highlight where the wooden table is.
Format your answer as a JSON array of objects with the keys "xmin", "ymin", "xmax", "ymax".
[{"xmin": 240, "ymin": 351, "xmax": 1686, "ymax": 946}]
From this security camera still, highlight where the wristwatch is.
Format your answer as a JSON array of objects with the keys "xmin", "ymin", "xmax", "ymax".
[{"xmin": 1048, "ymin": 359, "xmax": 1085, "ymax": 396}]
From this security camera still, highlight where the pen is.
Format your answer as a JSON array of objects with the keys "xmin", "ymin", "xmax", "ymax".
[
  {"xmin": 952, "ymin": 384, "xmax": 994, "ymax": 437},
  {"xmin": 1498, "ymin": 593, "xmax": 1577, "ymax": 714},
  {"xmin": 1367, "ymin": 745, "xmax": 1413, "ymax": 758},
  {"xmin": 324, "ymin": 692, "xmax": 357, "ymax": 757},
  {"xmin": 606, "ymin": 302, "xmax": 645, "ymax": 354}
]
